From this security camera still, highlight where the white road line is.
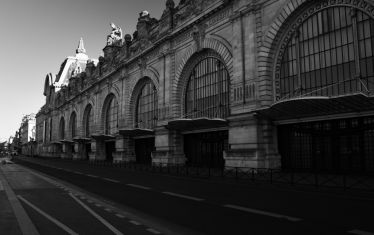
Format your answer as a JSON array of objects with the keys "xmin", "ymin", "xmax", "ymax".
[
  {"xmin": 0, "ymin": 181, "xmax": 3, "ymax": 191},
  {"xmin": 116, "ymin": 214, "xmax": 125, "ymax": 218},
  {"xmin": 224, "ymin": 204, "xmax": 302, "ymax": 222},
  {"xmin": 348, "ymin": 230, "xmax": 374, "ymax": 235},
  {"xmin": 105, "ymin": 208, "xmax": 112, "ymax": 212},
  {"xmin": 130, "ymin": 220, "xmax": 142, "ymax": 225},
  {"xmin": 162, "ymin": 192, "xmax": 204, "ymax": 202},
  {"xmin": 147, "ymin": 228, "xmax": 161, "ymax": 234},
  {"xmin": 86, "ymin": 174, "xmax": 98, "ymax": 178},
  {"xmin": 18, "ymin": 195, "xmax": 78, "ymax": 235},
  {"xmin": 127, "ymin": 184, "xmax": 151, "ymax": 190},
  {"xmin": 69, "ymin": 193, "xmax": 123, "ymax": 235},
  {"xmin": 0, "ymin": 177, "xmax": 39, "ymax": 235},
  {"xmin": 103, "ymin": 178, "xmax": 120, "ymax": 183}
]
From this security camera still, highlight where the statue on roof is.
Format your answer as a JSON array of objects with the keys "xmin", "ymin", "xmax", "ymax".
[{"xmin": 107, "ymin": 23, "xmax": 123, "ymax": 46}]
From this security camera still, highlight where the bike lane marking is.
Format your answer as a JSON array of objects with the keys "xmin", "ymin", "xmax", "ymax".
[
  {"xmin": 18, "ymin": 195, "xmax": 79, "ymax": 235},
  {"xmin": 69, "ymin": 193, "xmax": 124, "ymax": 235},
  {"xmin": 127, "ymin": 184, "xmax": 151, "ymax": 190},
  {"xmin": 348, "ymin": 229, "xmax": 374, "ymax": 235},
  {"xmin": 0, "ymin": 167, "xmax": 40, "ymax": 235},
  {"xmin": 162, "ymin": 192, "xmax": 204, "ymax": 202},
  {"xmin": 224, "ymin": 204, "xmax": 302, "ymax": 222}
]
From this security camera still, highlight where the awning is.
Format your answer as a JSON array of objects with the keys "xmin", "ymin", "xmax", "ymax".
[
  {"xmin": 166, "ymin": 117, "xmax": 228, "ymax": 131},
  {"xmin": 60, "ymin": 139, "xmax": 74, "ymax": 144},
  {"xmin": 91, "ymin": 134, "xmax": 116, "ymax": 141},
  {"xmin": 119, "ymin": 128, "xmax": 154, "ymax": 137},
  {"xmin": 255, "ymin": 92, "xmax": 374, "ymax": 122},
  {"xmin": 73, "ymin": 137, "xmax": 92, "ymax": 142}
]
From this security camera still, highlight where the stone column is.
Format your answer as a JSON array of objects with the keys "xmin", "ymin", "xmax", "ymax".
[
  {"xmin": 152, "ymin": 127, "xmax": 186, "ymax": 166},
  {"xmin": 72, "ymin": 142, "xmax": 86, "ymax": 160},
  {"xmin": 113, "ymin": 135, "xmax": 135, "ymax": 163},
  {"xmin": 89, "ymin": 139, "xmax": 106, "ymax": 161},
  {"xmin": 61, "ymin": 143, "xmax": 73, "ymax": 159},
  {"xmin": 224, "ymin": 113, "xmax": 281, "ymax": 169}
]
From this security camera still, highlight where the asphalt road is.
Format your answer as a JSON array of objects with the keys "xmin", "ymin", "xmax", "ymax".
[
  {"xmin": 1, "ymin": 162, "xmax": 161, "ymax": 235},
  {"xmin": 12, "ymin": 156, "xmax": 374, "ymax": 235}
]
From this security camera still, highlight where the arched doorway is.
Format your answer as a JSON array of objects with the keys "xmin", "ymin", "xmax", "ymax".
[
  {"xmin": 275, "ymin": 5, "xmax": 374, "ymax": 172},
  {"xmin": 83, "ymin": 104, "xmax": 94, "ymax": 160},
  {"xmin": 182, "ymin": 51, "xmax": 230, "ymax": 168},
  {"xmin": 134, "ymin": 79, "xmax": 157, "ymax": 164},
  {"xmin": 69, "ymin": 112, "xmax": 77, "ymax": 156},
  {"xmin": 103, "ymin": 95, "xmax": 118, "ymax": 161}
]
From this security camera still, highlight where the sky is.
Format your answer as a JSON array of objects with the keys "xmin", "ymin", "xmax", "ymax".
[{"xmin": 0, "ymin": 0, "xmax": 180, "ymax": 142}]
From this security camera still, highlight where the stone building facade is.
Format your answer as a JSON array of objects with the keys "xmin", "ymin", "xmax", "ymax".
[
  {"xmin": 36, "ymin": 0, "xmax": 374, "ymax": 172},
  {"xmin": 20, "ymin": 114, "xmax": 36, "ymax": 156}
]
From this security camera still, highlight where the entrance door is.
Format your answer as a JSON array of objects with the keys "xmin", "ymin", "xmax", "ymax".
[
  {"xmin": 85, "ymin": 143, "xmax": 91, "ymax": 160},
  {"xmin": 278, "ymin": 116, "xmax": 374, "ymax": 172},
  {"xmin": 105, "ymin": 141, "xmax": 115, "ymax": 161},
  {"xmin": 135, "ymin": 138, "xmax": 154, "ymax": 164},
  {"xmin": 184, "ymin": 131, "xmax": 228, "ymax": 168}
]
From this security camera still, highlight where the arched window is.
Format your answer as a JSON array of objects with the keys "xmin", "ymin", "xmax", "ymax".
[
  {"xmin": 59, "ymin": 117, "xmax": 65, "ymax": 140},
  {"xmin": 83, "ymin": 105, "xmax": 94, "ymax": 137},
  {"xmin": 185, "ymin": 57, "xmax": 230, "ymax": 119},
  {"xmin": 105, "ymin": 96, "xmax": 118, "ymax": 135},
  {"xmin": 70, "ymin": 112, "xmax": 77, "ymax": 139},
  {"xmin": 136, "ymin": 81, "xmax": 158, "ymax": 129},
  {"xmin": 279, "ymin": 7, "xmax": 374, "ymax": 99}
]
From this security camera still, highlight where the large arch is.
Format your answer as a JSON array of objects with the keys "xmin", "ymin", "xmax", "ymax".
[
  {"xmin": 172, "ymin": 38, "xmax": 233, "ymax": 117},
  {"xmin": 258, "ymin": 0, "xmax": 374, "ymax": 104},
  {"xmin": 173, "ymin": 48, "xmax": 231, "ymax": 118},
  {"xmin": 82, "ymin": 104, "xmax": 94, "ymax": 137},
  {"xmin": 101, "ymin": 93, "xmax": 119, "ymax": 135},
  {"xmin": 128, "ymin": 76, "xmax": 159, "ymax": 128},
  {"xmin": 59, "ymin": 116, "xmax": 65, "ymax": 140},
  {"xmin": 69, "ymin": 112, "xmax": 77, "ymax": 139}
]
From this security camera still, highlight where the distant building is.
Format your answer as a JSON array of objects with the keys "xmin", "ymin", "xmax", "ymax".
[
  {"xmin": 35, "ymin": 0, "xmax": 374, "ymax": 172},
  {"xmin": 20, "ymin": 114, "xmax": 36, "ymax": 156}
]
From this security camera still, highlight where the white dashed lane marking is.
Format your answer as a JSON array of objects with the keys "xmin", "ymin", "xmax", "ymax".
[
  {"xmin": 147, "ymin": 228, "xmax": 161, "ymax": 234},
  {"xmin": 130, "ymin": 220, "xmax": 142, "ymax": 226},
  {"xmin": 162, "ymin": 192, "xmax": 204, "ymax": 202},
  {"xmin": 102, "ymin": 178, "xmax": 120, "ymax": 183},
  {"xmin": 18, "ymin": 195, "xmax": 79, "ymax": 235},
  {"xmin": 116, "ymin": 214, "xmax": 125, "ymax": 218},
  {"xmin": 348, "ymin": 229, "xmax": 374, "ymax": 235},
  {"xmin": 224, "ymin": 204, "xmax": 302, "ymax": 222},
  {"xmin": 127, "ymin": 184, "xmax": 151, "ymax": 190},
  {"xmin": 69, "ymin": 193, "xmax": 123, "ymax": 235},
  {"xmin": 86, "ymin": 174, "xmax": 98, "ymax": 178}
]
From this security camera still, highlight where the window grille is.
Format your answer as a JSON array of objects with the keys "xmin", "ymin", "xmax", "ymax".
[
  {"xmin": 84, "ymin": 105, "xmax": 94, "ymax": 137},
  {"xmin": 136, "ymin": 81, "xmax": 158, "ymax": 129},
  {"xmin": 70, "ymin": 113, "xmax": 77, "ymax": 139},
  {"xmin": 185, "ymin": 57, "xmax": 230, "ymax": 119},
  {"xmin": 105, "ymin": 97, "xmax": 118, "ymax": 135},
  {"xmin": 280, "ymin": 7, "xmax": 374, "ymax": 99},
  {"xmin": 59, "ymin": 118, "xmax": 65, "ymax": 140}
]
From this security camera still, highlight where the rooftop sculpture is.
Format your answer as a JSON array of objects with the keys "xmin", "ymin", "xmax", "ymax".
[{"xmin": 107, "ymin": 23, "xmax": 123, "ymax": 46}]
